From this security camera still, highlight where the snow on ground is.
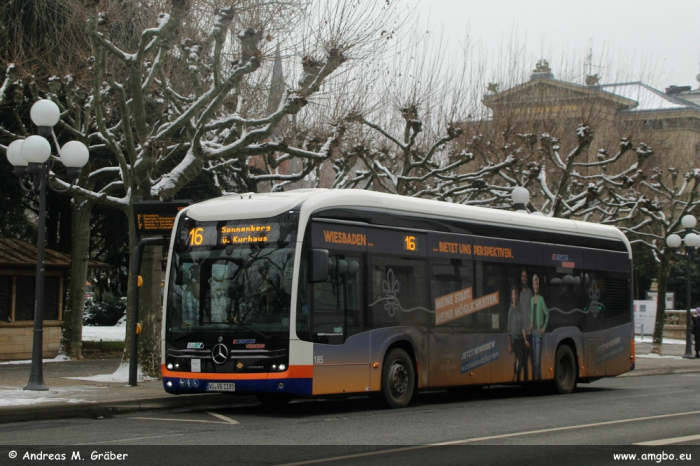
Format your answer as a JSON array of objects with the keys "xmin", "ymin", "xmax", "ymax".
[
  {"xmin": 0, "ymin": 386, "xmax": 103, "ymax": 407},
  {"xmin": 65, "ymin": 363, "xmax": 156, "ymax": 383},
  {"xmin": 634, "ymin": 335, "xmax": 686, "ymax": 345},
  {"xmin": 82, "ymin": 319, "xmax": 126, "ymax": 342},
  {"xmin": 0, "ymin": 355, "xmax": 70, "ymax": 365},
  {"xmin": 636, "ymin": 354, "xmax": 684, "ymax": 359}
]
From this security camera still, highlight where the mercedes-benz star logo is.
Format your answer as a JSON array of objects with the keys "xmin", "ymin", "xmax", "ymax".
[{"xmin": 212, "ymin": 343, "xmax": 229, "ymax": 365}]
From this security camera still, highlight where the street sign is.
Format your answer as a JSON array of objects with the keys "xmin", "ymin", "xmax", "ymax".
[{"xmin": 133, "ymin": 200, "xmax": 190, "ymax": 236}]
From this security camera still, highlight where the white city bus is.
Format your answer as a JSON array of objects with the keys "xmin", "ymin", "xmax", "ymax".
[{"xmin": 161, "ymin": 189, "xmax": 634, "ymax": 407}]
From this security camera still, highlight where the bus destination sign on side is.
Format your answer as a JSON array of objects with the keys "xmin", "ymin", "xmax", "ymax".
[{"xmin": 133, "ymin": 200, "xmax": 190, "ymax": 236}]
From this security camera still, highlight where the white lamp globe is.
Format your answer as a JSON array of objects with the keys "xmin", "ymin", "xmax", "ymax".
[
  {"xmin": 681, "ymin": 215, "xmax": 697, "ymax": 230},
  {"xmin": 60, "ymin": 141, "xmax": 89, "ymax": 168},
  {"xmin": 511, "ymin": 186, "xmax": 530, "ymax": 205},
  {"xmin": 30, "ymin": 99, "xmax": 61, "ymax": 127},
  {"xmin": 6, "ymin": 140, "xmax": 28, "ymax": 167},
  {"xmin": 684, "ymin": 232, "xmax": 700, "ymax": 248},
  {"xmin": 20, "ymin": 135, "xmax": 52, "ymax": 164},
  {"xmin": 666, "ymin": 234, "xmax": 682, "ymax": 249}
]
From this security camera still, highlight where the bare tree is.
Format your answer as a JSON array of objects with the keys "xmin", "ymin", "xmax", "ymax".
[
  {"xmin": 0, "ymin": 0, "xmax": 405, "ymax": 373},
  {"xmin": 600, "ymin": 168, "xmax": 700, "ymax": 354}
]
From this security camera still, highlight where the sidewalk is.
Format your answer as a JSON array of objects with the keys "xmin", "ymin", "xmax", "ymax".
[{"xmin": 0, "ymin": 339, "xmax": 698, "ymax": 425}]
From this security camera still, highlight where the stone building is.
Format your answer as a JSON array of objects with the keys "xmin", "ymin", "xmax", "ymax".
[{"xmin": 481, "ymin": 63, "xmax": 700, "ymax": 171}]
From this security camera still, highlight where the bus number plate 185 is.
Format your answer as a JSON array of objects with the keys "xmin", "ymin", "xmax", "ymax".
[{"xmin": 206, "ymin": 382, "xmax": 236, "ymax": 392}]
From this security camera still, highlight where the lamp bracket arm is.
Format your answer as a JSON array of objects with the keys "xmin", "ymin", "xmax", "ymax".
[{"xmin": 18, "ymin": 176, "xmax": 37, "ymax": 194}]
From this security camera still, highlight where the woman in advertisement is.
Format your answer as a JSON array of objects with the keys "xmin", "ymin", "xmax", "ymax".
[{"xmin": 508, "ymin": 285, "xmax": 527, "ymax": 381}]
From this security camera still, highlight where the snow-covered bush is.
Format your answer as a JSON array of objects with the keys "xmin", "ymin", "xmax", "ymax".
[{"xmin": 83, "ymin": 295, "xmax": 126, "ymax": 326}]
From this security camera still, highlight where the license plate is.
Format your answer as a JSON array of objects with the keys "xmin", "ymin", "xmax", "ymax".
[{"xmin": 206, "ymin": 382, "xmax": 236, "ymax": 392}]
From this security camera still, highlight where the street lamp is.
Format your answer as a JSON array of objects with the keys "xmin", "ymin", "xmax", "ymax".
[
  {"xmin": 511, "ymin": 186, "xmax": 530, "ymax": 212},
  {"xmin": 665, "ymin": 214, "xmax": 700, "ymax": 360},
  {"xmin": 6, "ymin": 99, "xmax": 89, "ymax": 390}
]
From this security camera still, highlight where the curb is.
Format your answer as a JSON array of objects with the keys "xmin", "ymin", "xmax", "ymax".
[
  {"xmin": 620, "ymin": 366, "xmax": 700, "ymax": 377},
  {"xmin": 0, "ymin": 393, "xmax": 235, "ymax": 425}
]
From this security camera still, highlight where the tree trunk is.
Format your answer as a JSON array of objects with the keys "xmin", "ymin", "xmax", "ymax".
[
  {"xmin": 651, "ymin": 253, "xmax": 670, "ymax": 354},
  {"xmin": 139, "ymin": 244, "xmax": 164, "ymax": 377},
  {"xmin": 122, "ymin": 198, "xmax": 163, "ymax": 378},
  {"xmin": 61, "ymin": 196, "xmax": 95, "ymax": 360}
]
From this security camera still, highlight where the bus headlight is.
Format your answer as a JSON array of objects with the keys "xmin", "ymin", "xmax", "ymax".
[
  {"xmin": 166, "ymin": 381, "xmax": 173, "ymax": 387},
  {"xmin": 279, "ymin": 364, "xmax": 286, "ymax": 371},
  {"xmin": 167, "ymin": 363, "xmax": 173, "ymax": 370}
]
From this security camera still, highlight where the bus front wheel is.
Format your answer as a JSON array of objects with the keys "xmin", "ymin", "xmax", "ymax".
[
  {"xmin": 381, "ymin": 348, "xmax": 415, "ymax": 408},
  {"xmin": 553, "ymin": 345, "xmax": 577, "ymax": 394}
]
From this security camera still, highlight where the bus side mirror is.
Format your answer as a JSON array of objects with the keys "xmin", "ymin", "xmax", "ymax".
[{"xmin": 310, "ymin": 249, "xmax": 329, "ymax": 283}]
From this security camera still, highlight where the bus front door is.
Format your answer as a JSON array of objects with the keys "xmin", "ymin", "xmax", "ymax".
[{"xmin": 312, "ymin": 334, "xmax": 371, "ymax": 395}]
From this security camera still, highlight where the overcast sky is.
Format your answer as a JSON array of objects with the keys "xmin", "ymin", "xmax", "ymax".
[{"xmin": 409, "ymin": 0, "xmax": 700, "ymax": 90}]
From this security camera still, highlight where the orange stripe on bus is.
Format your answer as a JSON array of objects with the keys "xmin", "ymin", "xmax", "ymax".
[{"xmin": 161, "ymin": 365, "xmax": 313, "ymax": 380}]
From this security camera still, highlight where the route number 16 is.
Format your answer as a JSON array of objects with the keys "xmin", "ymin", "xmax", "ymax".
[
  {"xmin": 188, "ymin": 227, "xmax": 204, "ymax": 246},
  {"xmin": 404, "ymin": 235, "xmax": 417, "ymax": 251}
]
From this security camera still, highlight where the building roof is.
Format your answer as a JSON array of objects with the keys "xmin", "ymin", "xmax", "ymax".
[
  {"xmin": 0, "ymin": 239, "xmax": 111, "ymax": 269},
  {"xmin": 483, "ymin": 73, "xmax": 700, "ymax": 116},
  {"xmin": 597, "ymin": 82, "xmax": 700, "ymax": 113},
  {"xmin": 483, "ymin": 75, "xmax": 637, "ymax": 109}
]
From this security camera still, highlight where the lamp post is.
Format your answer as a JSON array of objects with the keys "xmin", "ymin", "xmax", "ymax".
[
  {"xmin": 6, "ymin": 99, "xmax": 89, "ymax": 390},
  {"xmin": 511, "ymin": 186, "xmax": 530, "ymax": 212},
  {"xmin": 665, "ymin": 214, "xmax": 700, "ymax": 360}
]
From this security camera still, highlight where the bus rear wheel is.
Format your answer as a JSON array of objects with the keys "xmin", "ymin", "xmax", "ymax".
[
  {"xmin": 381, "ymin": 348, "xmax": 415, "ymax": 408},
  {"xmin": 553, "ymin": 345, "xmax": 577, "ymax": 394}
]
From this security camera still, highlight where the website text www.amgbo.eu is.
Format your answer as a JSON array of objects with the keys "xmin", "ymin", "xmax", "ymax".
[{"xmin": 614, "ymin": 452, "xmax": 692, "ymax": 463}]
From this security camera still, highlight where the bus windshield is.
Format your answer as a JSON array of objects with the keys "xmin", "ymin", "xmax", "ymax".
[
  {"xmin": 167, "ymin": 246, "xmax": 295, "ymax": 336},
  {"xmin": 166, "ymin": 214, "xmax": 298, "ymax": 338}
]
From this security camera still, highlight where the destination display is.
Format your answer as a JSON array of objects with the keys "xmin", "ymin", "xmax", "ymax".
[
  {"xmin": 176, "ymin": 214, "xmax": 298, "ymax": 249},
  {"xmin": 311, "ymin": 222, "xmax": 426, "ymax": 256},
  {"xmin": 133, "ymin": 200, "xmax": 190, "ymax": 236}
]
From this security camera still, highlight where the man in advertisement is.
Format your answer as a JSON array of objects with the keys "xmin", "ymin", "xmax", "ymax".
[
  {"xmin": 530, "ymin": 274, "xmax": 549, "ymax": 380},
  {"xmin": 519, "ymin": 269, "xmax": 533, "ymax": 380}
]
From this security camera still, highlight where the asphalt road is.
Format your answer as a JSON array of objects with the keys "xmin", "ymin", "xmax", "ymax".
[{"xmin": 1, "ymin": 373, "xmax": 698, "ymax": 465}]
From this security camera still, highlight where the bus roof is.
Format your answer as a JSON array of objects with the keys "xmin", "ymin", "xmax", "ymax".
[{"xmin": 181, "ymin": 189, "xmax": 631, "ymax": 255}]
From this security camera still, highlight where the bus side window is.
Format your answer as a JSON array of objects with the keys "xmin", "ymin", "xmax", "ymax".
[
  {"xmin": 310, "ymin": 254, "xmax": 363, "ymax": 344},
  {"xmin": 368, "ymin": 255, "xmax": 429, "ymax": 329},
  {"xmin": 430, "ymin": 260, "xmax": 473, "ymax": 333},
  {"xmin": 475, "ymin": 261, "xmax": 509, "ymax": 333},
  {"xmin": 544, "ymin": 267, "xmax": 584, "ymax": 330},
  {"xmin": 586, "ymin": 271, "xmax": 630, "ymax": 329}
]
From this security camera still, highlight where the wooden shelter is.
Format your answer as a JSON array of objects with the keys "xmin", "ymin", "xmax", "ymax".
[{"xmin": 0, "ymin": 239, "xmax": 109, "ymax": 360}]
